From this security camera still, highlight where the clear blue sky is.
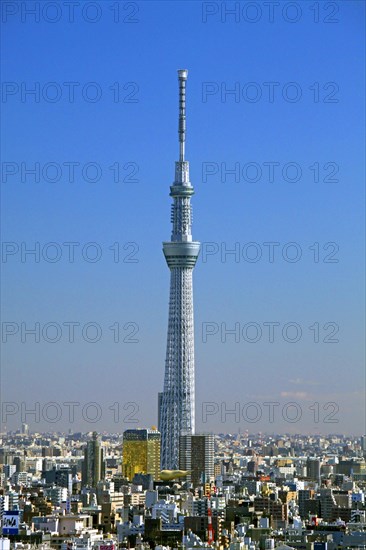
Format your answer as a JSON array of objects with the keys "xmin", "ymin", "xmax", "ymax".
[{"xmin": 1, "ymin": 0, "xmax": 365, "ymax": 435}]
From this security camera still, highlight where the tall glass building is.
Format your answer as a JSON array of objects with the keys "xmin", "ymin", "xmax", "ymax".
[{"xmin": 122, "ymin": 429, "xmax": 161, "ymax": 481}]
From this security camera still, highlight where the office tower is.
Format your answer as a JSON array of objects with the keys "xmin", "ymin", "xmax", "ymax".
[
  {"xmin": 43, "ymin": 466, "xmax": 73, "ymax": 494},
  {"xmin": 21, "ymin": 423, "xmax": 29, "ymax": 435},
  {"xmin": 307, "ymin": 457, "xmax": 321, "ymax": 484},
  {"xmin": 361, "ymin": 435, "xmax": 366, "ymax": 452},
  {"xmin": 298, "ymin": 489, "xmax": 313, "ymax": 519},
  {"xmin": 160, "ymin": 69, "xmax": 200, "ymax": 469},
  {"xmin": 319, "ymin": 488, "xmax": 337, "ymax": 521},
  {"xmin": 123, "ymin": 429, "xmax": 161, "ymax": 481},
  {"xmin": 81, "ymin": 431, "xmax": 105, "ymax": 488},
  {"xmin": 13, "ymin": 456, "xmax": 25, "ymax": 473},
  {"xmin": 179, "ymin": 434, "xmax": 214, "ymax": 487}
]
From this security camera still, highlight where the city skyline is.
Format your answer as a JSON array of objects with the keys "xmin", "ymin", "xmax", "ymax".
[
  {"xmin": 1, "ymin": 3, "xmax": 365, "ymax": 548},
  {"xmin": 1, "ymin": 429, "xmax": 365, "ymax": 548},
  {"xmin": 1, "ymin": 1, "xmax": 365, "ymax": 436}
]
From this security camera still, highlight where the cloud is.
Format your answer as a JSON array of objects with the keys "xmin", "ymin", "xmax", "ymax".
[
  {"xmin": 280, "ymin": 391, "xmax": 311, "ymax": 400},
  {"xmin": 288, "ymin": 378, "xmax": 321, "ymax": 387}
]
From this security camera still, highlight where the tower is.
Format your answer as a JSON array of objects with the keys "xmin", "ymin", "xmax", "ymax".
[
  {"xmin": 81, "ymin": 431, "xmax": 105, "ymax": 488},
  {"xmin": 160, "ymin": 70, "xmax": 200, "ymax": 469}
]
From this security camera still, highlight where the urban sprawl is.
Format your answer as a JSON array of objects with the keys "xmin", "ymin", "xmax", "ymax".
[{"xmin": 0, "ymin": 429, "xmax": 366, "ymax": 550}]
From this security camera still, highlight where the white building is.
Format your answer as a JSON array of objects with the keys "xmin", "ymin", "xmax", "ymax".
[
  {"xmin": 0, "ymin": 539, "xmax": 11, "ymax": 550},
  {"xmin": 152, "ymin": 500, "xmax": 178, "ymax": 523}
]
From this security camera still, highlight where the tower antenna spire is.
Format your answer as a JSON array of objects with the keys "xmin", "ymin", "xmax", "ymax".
[{"xmin": 178, "ymin": 69, "xmax": 188, "ymax": 161}]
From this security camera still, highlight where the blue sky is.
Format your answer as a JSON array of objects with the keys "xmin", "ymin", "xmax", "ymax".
[{"xmin": 1, "ymin": 0, "xmax": 365, "ymax": 434}]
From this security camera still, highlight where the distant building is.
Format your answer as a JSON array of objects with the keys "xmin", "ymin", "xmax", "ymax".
[
  {"xmin": 11, "ymin": 471, "xmax": 30, "ymax": 487},
  {"xmin": 179, "ymin": 434, "xmax": 214, "ymax": 487},
  {"xmin": 13, "ymin": 456, "xmax": 25, "ymax": 473},
  {"xmin": 122, "ymin": 429, "xmax": 161, "ymax": 481},
  {"xmin": 336, "ymin": 459, "xmax": 366, "ymax": 478},
  {"xmin": 319, "ymin": 488, "xmax": 337, "ymax": 521},
  {"xmin": 43, "ymin": 465, "xmax": 73, "ymax": 493},
  {"xmin": 184, "ymin": 515, "xmax": 222, "ymax": 543},
  {"xmin": 21, "ymin": 423, "xmax": 29, "ymax": 435},
  {"xmin": 81, "ymin": 432, "xmax": 105, "ymax": 488},
  {"xmin": 298, "ymin": 489, "xmax": 314, "ymax": 519},
  {"xmin": 3, "ymin": 464, "xmax": 16, "ymax": 479},
  {"xmin": 44, "ymin": 486, "xmax": 68, "ymax": 506},
  {"xmin": 307, "ymin": 458, "xmax": 321, "ymax": 484}
]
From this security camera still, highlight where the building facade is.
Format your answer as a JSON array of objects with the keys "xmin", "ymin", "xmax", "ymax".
[
  {"xmin": 179, "ymin": 434, "xmax": 214, "ymax": 487},
  {"xmin": 122, "ymin": 429, "xmax": 161, "ymax": 481},
  {"xmin": 81, "ymin": 432, "xmax": 105, "ymax": 488}
]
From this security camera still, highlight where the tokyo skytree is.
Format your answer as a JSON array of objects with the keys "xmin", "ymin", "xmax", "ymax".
[{"xmin": 160, "ymin": 70, "xmax": 200, "ymax": 470}]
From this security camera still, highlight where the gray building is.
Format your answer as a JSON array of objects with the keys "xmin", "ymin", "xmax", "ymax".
[{"xmin": 179, "ymin": 434, "xmax": 214, "ymax": 487}]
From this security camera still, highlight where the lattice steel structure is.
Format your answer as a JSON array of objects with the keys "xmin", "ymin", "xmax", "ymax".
[{"xmin": 160, "ymin": 70, "xmax": 200, "ymax": 470}]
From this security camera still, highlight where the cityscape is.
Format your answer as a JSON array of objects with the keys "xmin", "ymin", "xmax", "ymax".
[
  {"xmin": 1, "ymin": 429, "xmax": 366, "ymax": 549},
  {"xmin": 1, "ymin": 66, "xmax": 365, "ymax": 550},
  {"xmin": 1, "ymin": 1, "xmax": 365, "ymax": 550}
]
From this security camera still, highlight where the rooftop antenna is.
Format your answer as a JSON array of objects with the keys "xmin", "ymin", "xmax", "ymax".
[{"xmin": 178, "ymin": 69, "xmax": 188, "ymax": 162}]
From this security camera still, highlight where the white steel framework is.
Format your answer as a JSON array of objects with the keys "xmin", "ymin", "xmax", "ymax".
[{"xmin": 160, "ymin": 70, "xmax": 200, "ymax": 469}]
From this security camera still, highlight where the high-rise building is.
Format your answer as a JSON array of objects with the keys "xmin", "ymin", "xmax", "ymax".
[
  {"xmin": 298, "ymin": 489, "xmax": 314, "ymax": 519},
  {"xmin": 319, "ymin": 488, "xmax": 337, "ymax": 521},
  {"xmin": 43, "ymin": 466, "xmax": 73, "ymax": 494},
  {"xmin": 123, "ymin": 429, "xmax": 161, "ymax": 481},
  {"xmin": 13, "ymin": 456, "xmax": 25, "ymax": 473},
  {"xmin": 160, "ymin": 70, "xmax": 200, "ymax": 470},
  {"xmin": 21, "ymin": 423, "xmax": 29, "ymax": 435},
  {"xmin": 307, "ymin": 457, "xmax": 321, "ymax": 484},
  {"xmin": 81, "ymin": 431, "xmax": 105, "ymax": 488},
  {"xmin": 179, "ymin": 434, "xmax": 214, "ymax": 487}
]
